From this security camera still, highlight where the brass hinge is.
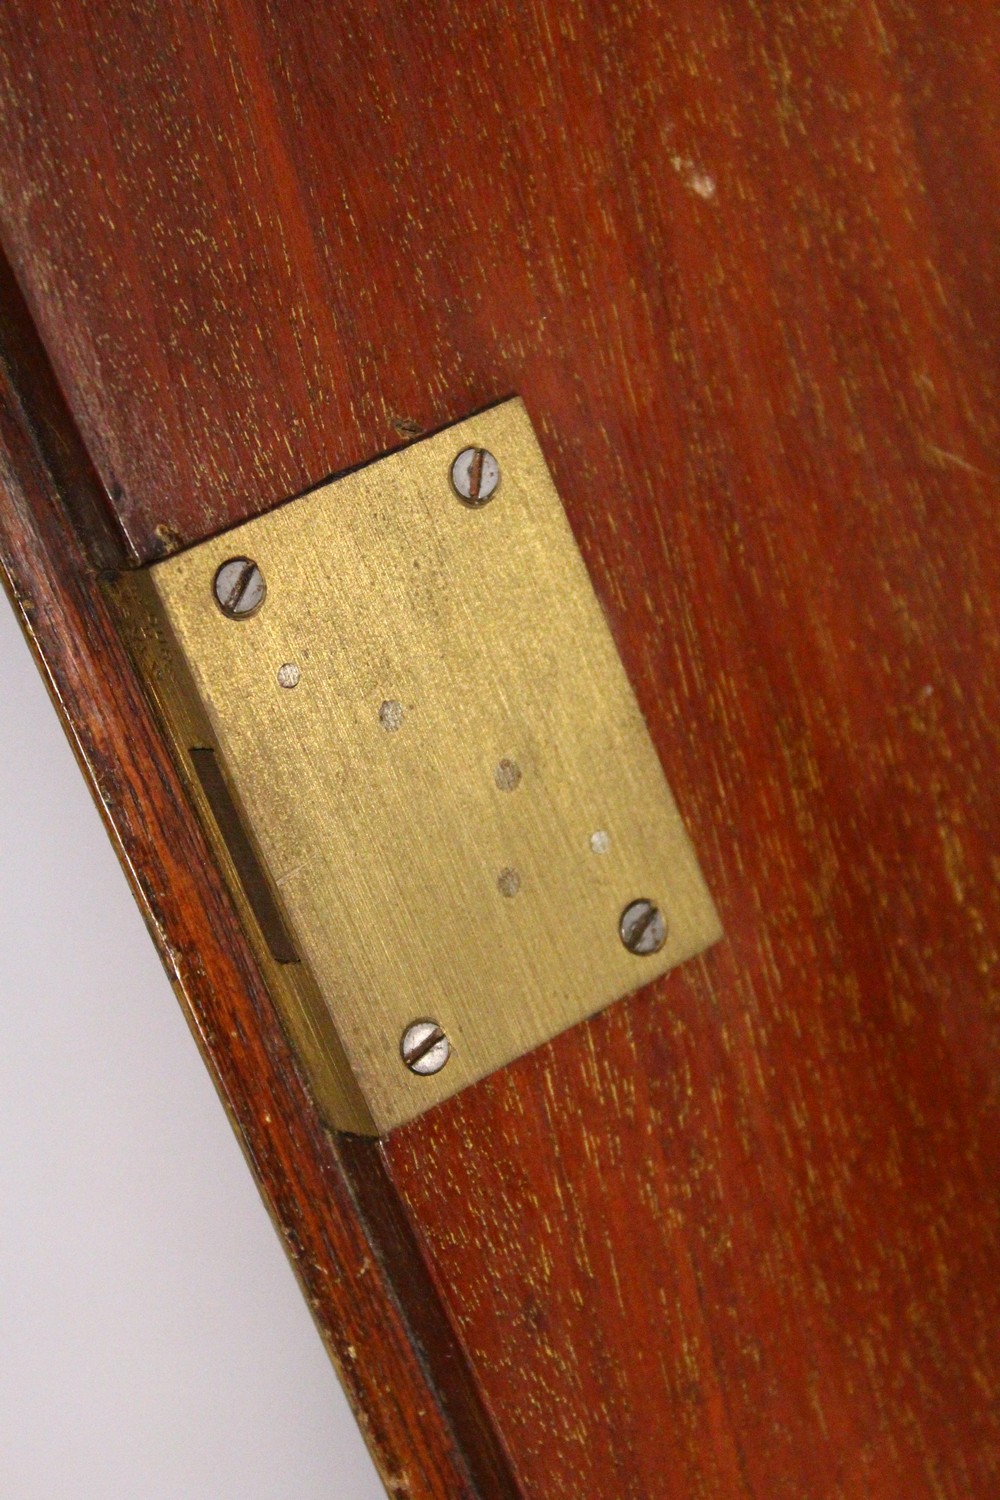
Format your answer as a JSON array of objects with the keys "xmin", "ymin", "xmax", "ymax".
[{"xmin": 112, "ymin": 399, "xmax": 721, "ymax": 1135}]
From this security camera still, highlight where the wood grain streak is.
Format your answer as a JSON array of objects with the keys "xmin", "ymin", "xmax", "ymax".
[{"xmin": 0, "ymin": 2, "xmax": 997, "ymax": 1495}]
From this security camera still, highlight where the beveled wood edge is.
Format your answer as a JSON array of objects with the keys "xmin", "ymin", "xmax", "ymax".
[{"xmin": 0, "ymin": 247, "xmax": 522, "ymax": 1500}]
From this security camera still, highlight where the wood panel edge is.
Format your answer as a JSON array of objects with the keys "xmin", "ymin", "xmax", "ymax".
[{"xmin": 0, "ymin": 241, "xmax": 522, "ymax": 1500}]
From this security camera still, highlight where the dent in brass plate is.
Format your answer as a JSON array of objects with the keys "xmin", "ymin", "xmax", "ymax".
[
  {"xmin": 378, "ymin": 699, "xmax": 405, "ymax": 733},
  {"xmin": 113, "ymin": 399, "xmax": 722, "ymax": 1135},
  {"xmin": 494, "ymin": 758, "xmax": 522, "ymax": 792}
]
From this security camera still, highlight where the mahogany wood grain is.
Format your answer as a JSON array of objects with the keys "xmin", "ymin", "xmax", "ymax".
[
  {"xmin": 0, "ymin": 252, "xmax": 520, "ymax": 1499},
  {"xmin": 1, "ymin": 3, "xmax": 998, "ymax": 1496}
]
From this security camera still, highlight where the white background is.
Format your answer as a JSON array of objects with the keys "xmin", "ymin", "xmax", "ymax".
[{"xmin": 0, "ymin": 589, "xmax": 385, "ymax": 1498}]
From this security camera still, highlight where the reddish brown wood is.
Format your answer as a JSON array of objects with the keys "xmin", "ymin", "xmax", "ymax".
[
  {"xmin": 1, "ymin": 3, "xmax": 998, "ymax": 1496},
  {"xmin": 0, "ymin": 252, "xmax": 520, "ymax": 1499}
]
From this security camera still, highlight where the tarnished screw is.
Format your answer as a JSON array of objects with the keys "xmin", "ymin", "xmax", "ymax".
[
  {"xmin": 401, "ymin": 1019, "xmax": 450, "ymax": 1075},
  {"xmin": 620, "ymin": 898, "xmax": 667, "ymax": 956},
  {"xmin": 214, "ymin": 557, "xmax": 266, "ymax": 618},
  {"xmin": 451, "ymin": 447, "xmax": 500, "ymax": 506}
]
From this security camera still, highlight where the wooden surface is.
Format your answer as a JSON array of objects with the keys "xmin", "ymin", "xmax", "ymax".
[
  {"xmin": 1, "ymin": 3, "xmax": 998, "ymax": 1496},
  {"xmin": 0, "ymin": 257, "xmax": 519, "ymax": 1500}
]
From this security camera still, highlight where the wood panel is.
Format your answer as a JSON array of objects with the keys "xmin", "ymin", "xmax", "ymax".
[
  {"xmin": 0, "ymin": 253, "xmax": 519, "ymax": 1500},
  {"xmin": 1, "ymin": 3, "xmax": 998, "ymax": 1495}
]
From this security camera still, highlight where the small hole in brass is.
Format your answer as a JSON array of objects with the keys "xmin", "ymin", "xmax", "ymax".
[
  {"xmin": 379, "ymin": 700, "xmax": 405, "ymax": 732},
  {"xmin": 494, "ymin": 758, "xmax": 522, "ymax": 792}
]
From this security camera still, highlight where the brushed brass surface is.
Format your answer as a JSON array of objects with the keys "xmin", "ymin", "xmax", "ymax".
[{"xmin": 118, "ymin": 400, "xmax": 721, "ymax": 1134}]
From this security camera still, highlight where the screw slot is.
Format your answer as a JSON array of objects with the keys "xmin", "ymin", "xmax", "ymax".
[
  {"xmin": 401, "ymin": 1020, "xmax": 450, "ymax": 1075},
  {"xmin": 451, "ymin": 447, "xmax": 500, "ymax": 506},
  {"xmin": 214, "ymin": 557, "xmax": 265, "ymax": 619},
  {"xmin": 619, "ymin": 899, "xmax": 667, "ymax": 956}
]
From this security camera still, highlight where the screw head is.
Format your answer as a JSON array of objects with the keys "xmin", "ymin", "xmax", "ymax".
[
  {"xmin": 451, "ymin": 447, "xmax": 500, "ymax": 506},
  {"xmin": 619, "ymin": 898, "xmax": 667, "ymax": 956},
  {"xmin": 401, "ymin": 1019, "xmax": 450, "ymax": 1075},
  {"xmin": 214, "ymin": 557, "xmax": 266, "ymax": 618}
]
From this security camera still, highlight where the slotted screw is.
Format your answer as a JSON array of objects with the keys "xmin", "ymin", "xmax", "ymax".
[
  {"xmin": 214, "ymin": 557, "xmax": 266, "ymax": 618},
  {"xmin": 620, "ymin": 898, "xmax": 667, "ymax": 956},
  {"xmin": 451, "ymin": 447, "xmax": 500, "ymax": 506},
  {"xmin": 401, "ymin": 1019, "xmax": 450, "ymax": 1075}
]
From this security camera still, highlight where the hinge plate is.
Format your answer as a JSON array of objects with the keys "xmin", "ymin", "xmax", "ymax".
[{"xmin": 116, "ymin": 400, "xmax": 721, "ymax": 1134}]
